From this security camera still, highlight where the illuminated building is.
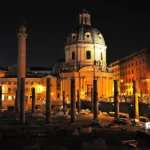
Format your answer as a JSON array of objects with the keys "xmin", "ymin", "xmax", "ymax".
[
  {"xmin": 0, "ymin": 75, "xmax": 60, "ymax": 110},
  {"xmin": 60, "ymin": 9, "xmax": 113, "ymax": 103},
  {"xmin": 111, "ymin": 48, "xmax": 150, "ymax": 97},
  {"xmin": 0, "ymin": 9, "xmax": 114, "ymax": 109}
]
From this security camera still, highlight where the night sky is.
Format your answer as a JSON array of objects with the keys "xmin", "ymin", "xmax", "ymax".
[{"xmin": 0, "ymin": 2, "xmax": 150, "ymax": 68}]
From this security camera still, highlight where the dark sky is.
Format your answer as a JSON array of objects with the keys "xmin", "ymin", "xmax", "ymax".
[{"xmin": 0, "ymin": 2, "xmax": 150, "ymax": 67}]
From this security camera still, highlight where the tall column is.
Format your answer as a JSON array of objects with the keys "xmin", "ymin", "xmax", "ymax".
[
  {"xmin": 0, "ymin": 86, "xmax": 2, "ymax": 113},
  {"xmin": 133, "ymin": 80, "xmax": 139, "ymax": 119},
  {"xmin": 61, "ymin": 77, "xmax": 63, "ymax": 102},
  {"xmin": 62, "ymin": 90, "xmax": 66, "ymax": 115},
  {"xmin": 93, "ymin": 80, "xmax": 98, "ymax": 120},
  {"xmin": 77, "ymin": 90, "xmax": 81, "ymax": 113},
  {"xmin": 46, "ymin": 78, "xmax": 51, "ymax": 124},
  {"xmin": 70, "ymin": 78, "xmax": 76, "ymax": 123},
  {"xmin": 91, "ymin": 88, "xmax": 93, "ymax": 113},
  {"xmin": 114, "ymin": 80, "xmax": 119, "ymax": 118},
  {"xmin": 31, "ymin": 87, "xmax": 35, "ymax": 113},
  {"xmin": 20, "ymin": 78, "xmax": 25, "ymax": 124},
  {"xmin": 16, "ymin": 25, "xmax": 27, "ymax": 112},
  {"xmin": 15, "ymin": 90, "xmax": 18, "ymax": 112},
  {"xmin": 78, "ymin": 74, "xmax": 81, "ymax": 112}
]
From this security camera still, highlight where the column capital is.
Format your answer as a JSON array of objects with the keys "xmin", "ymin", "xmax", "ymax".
[
  {"xmin": 93, "ymin": 76, "xmax": 99, "ymax": 80},
  {"xmin": 80, "ymin": 76, "xmax": 85, "ymax": 79},
  {"xmin": 61, "ymin": 77, "xmax": 67, "ymax": 80}
]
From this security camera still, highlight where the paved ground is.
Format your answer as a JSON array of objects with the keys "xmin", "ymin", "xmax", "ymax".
[{"xmin": 0, "ymin": 113, "xmax": 150, "ymax": 149}]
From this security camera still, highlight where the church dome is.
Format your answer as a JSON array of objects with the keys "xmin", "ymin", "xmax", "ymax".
[{"xmin": 66, "ymin": 10, "xmax": 105, "ymax": 45}]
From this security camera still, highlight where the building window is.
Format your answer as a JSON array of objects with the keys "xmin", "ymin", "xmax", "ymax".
[
  {"xmin": 8, "ymin": 88, "xmax": 11, "ymax": 92},
  {"xmin": 14, "ymin": 81, "xmax": 17, "ymax": 85},
  {"xmin": 1, "ymin": 82, "xmax": 5, "ymax": 85},
  {"xmin": 72, "ymin": 52, "xmax": 75, "ymax": 60},
  {"xmin": 57, "ymin": 94, "xmax": 60, "ymax": 98},
  {"xmin": 86, "ymin": 51, "xmax": 91, "ymax": 59},
  {"xmin": 72, "ymin": 34, "xmax": 76, "ymax": 40},
  {"xmin": 26, "ymin": 82, "xmax": 28, "ymax": 85},
  {"xmin": 8, "ymin": 81, "xmax": 11, "ymax": 85}
]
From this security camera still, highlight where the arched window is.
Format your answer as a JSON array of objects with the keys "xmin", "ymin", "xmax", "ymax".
[
  {"xmin": 72, "ymin": 52, "xmax": 75, "ymax": 60},
  {"xmin": 86, "ymin": 51, "xmax": 91, "ymax": 59}
]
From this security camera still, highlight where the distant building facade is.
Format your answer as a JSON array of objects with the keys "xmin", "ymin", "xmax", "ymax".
[
  {"xmin": 111, "ymin": 48, "xmax": 150, "ymax": 97},
  {"xmin": 0, "ymin": 75, "xmax": 60, "ymax": 109}
]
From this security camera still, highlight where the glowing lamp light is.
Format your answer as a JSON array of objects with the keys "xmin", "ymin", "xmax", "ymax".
[
  {"xmin": 38, "ymin": 86, "xmax": 43, "ymax": 92},
  {"xmin": 81, "ymin": 91, "xmax": 84, "ymax": 95},
  {"xmin": 145, "ymin": 122, "xmax": 150, "ymax": 130},
  {"xmin": 120, "ymin": 79, "xmax": 124, "ymax": 83},
  {"xmin": 51, "ymin": 92, "xmax": 54, "ymax": 96}
]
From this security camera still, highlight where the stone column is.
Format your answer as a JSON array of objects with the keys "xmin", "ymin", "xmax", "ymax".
[
  {"xmin": 133, "ymin": 80, "xmax": 139, "ymax": 119},
  {"xmin": 0, "ymin": 86, "xmax": 2, "ymax": 113},
  {"xmin": 93, "ymin": 80, "xmax": 98, "ymax": 120},
  {"xmin": 17, "ymin": 25, "xmax": 27, "ymax": 112},
  {"xmin": 45, "ymin": 78, "xmax": 51, "ymax": 124},
  {"xmin": 70, "ymin": 78, "xmax": 76, "ymax": 123},
  {"xmin": 91, "ymin": 88, "xmax": 93, "ymax": 113},
  {"xmin": 15, "ymin": 90, "xmax": 18, "ymax": 112},
  {"xmin": 62, "ymin": 90, "xmax": 66, "ymax": 115},
  {"xmin": 31, "ymin": 87, "xmax": 35, "ymax": 113},
  {"xmin": 77, "ymin": 90, "xmax": 81, "ymax": 113},
  {"xmin": 114, "ymin": 80, "xmax": 119, "ymax": 118},
  {"xmin": 20, "ymin": 78, "xmax": 25, "ymax": 124}
]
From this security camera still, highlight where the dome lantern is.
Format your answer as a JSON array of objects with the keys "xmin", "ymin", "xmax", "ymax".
[{"xmin": 79, "ymin": 9, "xmax": 91, "ymax": 26}]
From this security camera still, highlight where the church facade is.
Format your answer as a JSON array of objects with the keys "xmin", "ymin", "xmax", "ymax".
[{"xmin": 60, "ymin": 10, "xmax": 113, "ymax": 103}]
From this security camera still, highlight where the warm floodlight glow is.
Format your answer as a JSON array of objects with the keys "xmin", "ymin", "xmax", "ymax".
[
  {"xmin": 51, "ymin": 92, "xmax": 54, "ymax": 96},
  {"xmin": 120, "ymin": 79, "xmax": 124, "ymax": 83},
  {"xmin": 38, "ymin": 86, "xmax": 43, "ymax": 92},
  {"xmin": 81, "ymin": 91, "xmax": 84, "ymax": 95}
]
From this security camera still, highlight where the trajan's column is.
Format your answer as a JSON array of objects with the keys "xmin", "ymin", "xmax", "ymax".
[{"xmin": 16, "ymin": 25, "xmax": 27, "ymax": 112}]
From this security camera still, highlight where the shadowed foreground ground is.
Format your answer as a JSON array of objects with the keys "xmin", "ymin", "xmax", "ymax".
[
  {"xmin": 0, "ymin": 125, "xmax": 150, "ymax": 150},
  {"xmin": 0, "ymin": 112, "xmax": 150, "ymax": 149}
]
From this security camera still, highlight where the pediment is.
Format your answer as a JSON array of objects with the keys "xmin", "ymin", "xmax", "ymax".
[{"xmin": 42, "ymin": 75, "xmax": 56, "ymax": 79}]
